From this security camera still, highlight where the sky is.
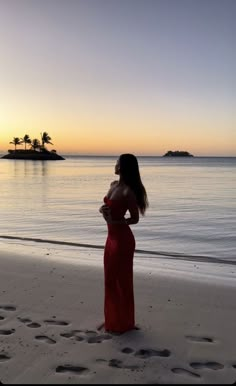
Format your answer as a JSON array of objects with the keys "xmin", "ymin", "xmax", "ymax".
[{"xmin": 0, "ymin": 0, "xmax": 235, "ymax": 156}]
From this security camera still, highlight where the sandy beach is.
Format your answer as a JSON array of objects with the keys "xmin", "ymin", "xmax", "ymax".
[{"xmin": 0, "ymin": 240, "xmax": 236, "ymax": 384}]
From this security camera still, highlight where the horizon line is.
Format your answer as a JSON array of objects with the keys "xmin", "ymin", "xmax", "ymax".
[{"xmin": 0, "ymin": 151, "xmax": 235, "ymax": 158}]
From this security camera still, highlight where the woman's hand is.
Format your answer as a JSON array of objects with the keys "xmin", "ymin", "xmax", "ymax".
[{"xmin": 99, "ymin": 204, "xmax": 112, "ymax": 223}]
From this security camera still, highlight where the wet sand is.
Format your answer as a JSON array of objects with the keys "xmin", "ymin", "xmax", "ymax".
[{"xmin": 0, "ymin": 241, "xmax": 235, "ymax": 384}]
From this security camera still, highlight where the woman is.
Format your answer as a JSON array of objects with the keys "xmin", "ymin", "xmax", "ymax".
[{"xmin": 99, "ymin": 154, "xmax": 148, "ymax": 333}]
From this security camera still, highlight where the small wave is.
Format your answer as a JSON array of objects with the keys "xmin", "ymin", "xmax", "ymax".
[
  {"xmin": 0, "ymin": 235, "xmax": 104, "ymax": 250},
  {"xmin": 0, "ymin": 235, "xmax": 235, "ymax": 266}
]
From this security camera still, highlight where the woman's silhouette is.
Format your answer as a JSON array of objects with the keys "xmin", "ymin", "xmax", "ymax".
[{"xmin": 99, "ymin": 154, "xmax": 148, "ymax": 333}]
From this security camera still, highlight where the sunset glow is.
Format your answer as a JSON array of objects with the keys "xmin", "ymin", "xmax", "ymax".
[{"xmin": 0, "ymin": 0, "xmax": 235, "ymax": 156}]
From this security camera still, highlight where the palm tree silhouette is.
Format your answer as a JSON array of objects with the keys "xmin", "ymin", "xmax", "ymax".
[
  {"xmin": 40, "ymin": 132, "xmax": 53, "ymax": 151},
  {"xmin": 21, "ymin": 134, "xmax": 31, "ymax": 150},
  {"xmin": 31, "ymin": 138, "xmax": 41, "ymax": 151},
  {"xmin": 9, "ymin": 137, "xmax": 22, "ymax": 151}
]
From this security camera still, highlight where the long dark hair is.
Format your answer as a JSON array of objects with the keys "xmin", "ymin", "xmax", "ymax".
[{"xmin": 119, "ymin": 154, "xmax": 149, "ymax": 215}]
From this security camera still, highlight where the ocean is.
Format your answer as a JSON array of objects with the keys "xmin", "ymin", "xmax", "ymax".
[{"xmin": 0, "ymin": 155, "xmax": 235, "ymax": 265}]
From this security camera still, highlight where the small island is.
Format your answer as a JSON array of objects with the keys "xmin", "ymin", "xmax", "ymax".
[
  {"xmin": 1, "ymin": 132, "xmax": 65, "ymax": 161},
  {"xmin": 163, "ymin": 150, "xmax": 194, "ymax": 157}
]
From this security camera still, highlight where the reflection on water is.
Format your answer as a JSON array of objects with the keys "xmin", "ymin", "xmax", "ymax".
[
  {"xmin": 12, "ymin": 160, "xmax": 49, "ymax": 177},
  {"xmin": 0, "ymin": 160, "xmax": 52, "ymax": 206}
]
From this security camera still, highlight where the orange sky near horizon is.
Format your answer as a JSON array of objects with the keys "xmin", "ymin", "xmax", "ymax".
[
  {"xmin": 0, "ymin": 115, "xmax": 234, "ymax": 156},
  {"xmin": 0, "ymin": 94, "xmax": 235, "ymax": 156}
]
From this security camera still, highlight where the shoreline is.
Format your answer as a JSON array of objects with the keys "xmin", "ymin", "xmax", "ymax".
[
  {"xmin": 0, "ymin": 241, "xmax": 236, "ymax": 383},
  {"xmin": 1, "ymin": 235, "xmax": 235, "ymax": 267}
]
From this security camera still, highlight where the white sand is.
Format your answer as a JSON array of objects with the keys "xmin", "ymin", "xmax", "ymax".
[{"xmin": 0, "ymin": 240, "xmax": 236, "ymax": 384}]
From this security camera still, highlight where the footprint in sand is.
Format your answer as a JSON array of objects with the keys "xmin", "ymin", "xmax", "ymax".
[
  {"xmin": 134, "ymin": 348, "xmax": 171, "ymax": 358},
  {"xmin": 0, "ymin": 329, "xmax": 15, "ymax": 335},
  {"xmin": 120, "ymin": 346, "xmax": 171, "ymax": 360},
  {"xmin": 56, "ymin": 364, "xmax": 89, "ymax": 375},
  {"xmin": 17, "ymin": 317, "xmax": 32, "ymax": 324},
  {"xmin": 44, "ymin": 319, "xmax": 69, "ymax": 326},
  {"xmin": 60, "ymin": 330, "xmax": 82, "ymax": 338},
  {"xmin": 121, "ymin": 347, "xmax": 135, "ymax": 354},
  {"xmin": 0, "ymin": 354, "xmax": 11, "ymax": 362},
  {"xmin": 60, "ymin": 329, "xmax": 112, "ymax": 344},
  {"xmin": 60, "ymin": 330, "xmax": 85, "ymax": 342},
  {"xmin": 0, "ymin": 305, "xmax": 16, "ymax": 312},
  {"xmin": 185, "ymin": 335, "xmax": 214, "ymax": 343},
  {"xmin": 26, "ymin": 322, "xmax": 41, "ymax": 328},
  {"xmin": 87, "ymin": 330, "xmax": 112, "ymax": 343},
  {"xmin": 95, "ymin": 358, "xmax": 141, "ymax": 370},
  {"xmin": 97, "ymin": 347, "xmax": 170, "ymax": 372},
  {"xmin": 171, "ymin": 368, "xmax": 201, "ymax": 378},
  {"xmin": 190, "ymin": 361, "xmax": 224, "ymax": 370},
  {"xmin": 83, "ymin": 329, "xmax": 112, "ymax": 344},
  {"xmin": 110, "ymin": 358, "xmax": 141, "ymax": 370},
  {"xmin": 87, "ymin": 334, "xmax": 111, "ymax": 344},
  {"xmin": 35, "ymin": 335, "xmax": 56, "ymax": 344},
  {"xmin": 108, "ymin": 358, "xmax": 140, "ymax": 370},
  {"xmin": 75, "ymin": 336, "xmax": 84, "ymax": 342},
  {"xmin": 17, "ymin": 317, "xmax": 41, "ymax": 328}
]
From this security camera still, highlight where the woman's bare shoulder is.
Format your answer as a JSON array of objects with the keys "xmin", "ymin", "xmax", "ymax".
[
  {"xmin": 123, "ymin": 186, "xmax": 136, "ymax": 201},
  {"xmin": 110, "ymin": 180, "xmax": 119, "ymax": 187}
]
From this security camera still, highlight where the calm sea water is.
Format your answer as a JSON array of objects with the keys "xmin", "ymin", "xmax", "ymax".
[{"xmin": 0, "ymin": 155, "xmax": 235, "ymax": 264}]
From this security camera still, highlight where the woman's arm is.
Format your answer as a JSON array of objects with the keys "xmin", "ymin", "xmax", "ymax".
[
  {"xmin": 125, "ymin": 195, "xmax": 139, "ymax": 225},
  {"xmin": 99, "ymin": 183, "xmax": 139, "ymax": 225},
  {"xmin": 99, "ymin": 202, "xmax": 139, "ymax": 225},
  {"xmin": 99, "ymin": 205, "xmax": 125, "ymax": 224}
]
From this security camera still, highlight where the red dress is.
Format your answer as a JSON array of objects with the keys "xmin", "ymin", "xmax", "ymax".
[{"xmin": 103, "ymin": 196, "xmax": 136, "ymax": 333}]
